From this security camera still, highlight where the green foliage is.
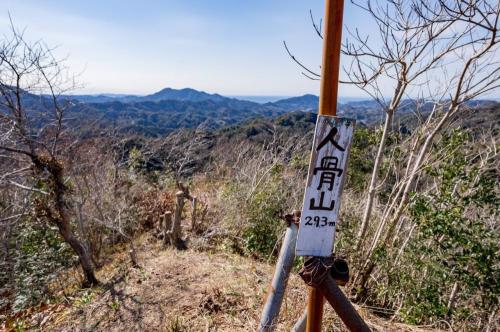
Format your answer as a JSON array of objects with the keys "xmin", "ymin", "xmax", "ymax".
[
  {"xmin": 290, "ymin": 154, "xmax": 309, "ymax": 174},
  {"xmin": 345, "ymin": 127, "xmax": 378, "ymax": 191},
  {"xmin": 220, "ymin": 156, "xmax": 303, "ymax": 259},
  {"xmin": 108, "ymin": 299, "xmax": 120, "ymax": 311},
  {"xmin": 13, "ymin": 319, "xmax": 25, "ymax": 332},
  {"xmin": 1, "ymin": 219, "xmax": 75, "ymax": 312},
  {"xmin": 74, "ymin": 290, "xmax": 95, "ymax": 307},
  {"xmin": 242, "ymin": 173, "xmax": 286, "ymax": 257},
  {"xmin": 128, "ymin": 147, "xmax": 146, "ymax": 172},
  {"xmin": 397, "ymin": 129, "xmax": 499, "ymax": 325},
  {"xmin": 221, "ymin": 171, "xmax": 285, "ymax": 258},
  {"xmin": 166, "ymin": 316, "xmax": 187, "ymax": 332}
]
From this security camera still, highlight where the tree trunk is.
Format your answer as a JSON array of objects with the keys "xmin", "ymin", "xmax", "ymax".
[
  {"xmin": 356, "ymin": 106, "xmax": 455, "ymax": 292},
  {"xmin": 165, "ymin": 191, "xmax": 186, "ymax": 249},
  {"xmin": 58, "ymin": 224, "xmax": 99, "ymax": 286},
  {"xmin": 40, "ymin": 157, "xmax": 99, "ymax": 287},
  {"xmin": 171, "ymin": 191, "xmax": 185, "ymax": 248},
  {"xmin": 356, "ymin": 109, "xmax": 393, "ymax": 250}
]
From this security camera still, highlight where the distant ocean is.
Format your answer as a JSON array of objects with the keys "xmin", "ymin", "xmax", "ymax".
[
  {"xmin": 229, "ymin": 96, "xmax": 291, "ymax": 103},
  {"xmin": 229, "ymin": 95, "xmax": 370, "ymax": 104}
]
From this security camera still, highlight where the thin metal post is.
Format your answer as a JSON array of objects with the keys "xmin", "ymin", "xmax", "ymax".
[
  {"xmin": 291, "ymin": 308, "xmax": 307, "ymax": 332},
  {"xmin": 319, "ymin": 273, "xmax": 371, "ymax": 332},
  {"xmin": 293, "ymin": 257, "xmax": 350, "ymax": 331},
  {"xmin": 259, "ymin": 213, "xmax": 300, "ymax": 331},
  {"xmin": 300, "ymin": 257, "xmax": 370, "ymax": 332},
  {"xmin": 307, "ymin": 0, "xmax": 345, "ymax": 330}
]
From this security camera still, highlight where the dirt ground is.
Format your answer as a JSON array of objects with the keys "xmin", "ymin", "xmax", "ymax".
[{"xmin": 6, "ymin": 234, "xmax": 444, "ymax": 332}]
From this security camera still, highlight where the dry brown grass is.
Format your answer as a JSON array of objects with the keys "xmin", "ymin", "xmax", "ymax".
[
  {"xmin": 137, "ymin": 190, "xmax": 176, "ymax": 229},
  {"xmin": 5, "ymin": 233, "xmax": 441, "ymax": 332}
]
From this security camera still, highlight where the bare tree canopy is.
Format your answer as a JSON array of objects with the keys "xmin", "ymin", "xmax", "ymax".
[{"xmin": 0, "ymin": 22, "xmax": 98, "ymax": 286}]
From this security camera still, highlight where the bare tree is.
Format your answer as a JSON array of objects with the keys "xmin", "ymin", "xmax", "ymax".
[
  {"xmin": 144, "ymin": 126, "xmax": 212, "ymax": 185},
  {"xmin": 287, "ymin": 1, "xmax": 498, "ymax": 248},
  {"xmin": 285, "ymin": 2, "xmax": 499, "ymax": 314},
  {"xmin": 0, "ymin": 24, "xmax": 98, "ymax": 286},
  {"xmin": 347, "ymin": 0, "xmax": 499, "ymax": 293},
  {"xmin": 338, "ymin": 0, "xmax": 498, "ymax": 250}
]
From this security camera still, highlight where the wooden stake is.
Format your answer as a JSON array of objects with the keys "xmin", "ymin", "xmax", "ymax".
[
  {"xmin": 307, "ymin": 0, "xmax": 345, "ymax": 331},
  {"xmin": 163, "ymin": 211, "xmax": 173, "ymax": 245},
  {"xmin": 191, "ymin": 196, "xmax": 198, "ymax": 231}
]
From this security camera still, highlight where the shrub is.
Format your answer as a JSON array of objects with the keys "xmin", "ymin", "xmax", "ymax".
[
  {"xmin": 218, "ymin": 142, "xmax": 306, "ymax": 259},
  {"xmin": 398, "ymin": 130, "xmax": 499, "ymax": 327},
  {"xmin": 0, "ymin": 219, "xmax": 75, "ymax": 312}
]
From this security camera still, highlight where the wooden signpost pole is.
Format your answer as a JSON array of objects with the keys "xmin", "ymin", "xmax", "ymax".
[
  {"xmin": 306, "ymin": 1, "xmax": 344, "ymax": 331},
  {"xmin": 319, "ymin": 0, "xmax": 344, "ymax": 117}
]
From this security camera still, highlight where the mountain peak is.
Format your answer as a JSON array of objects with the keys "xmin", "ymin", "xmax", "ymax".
[
  {"xmin": 270, "ymin": 94, "xmax": 319, "ymax": 111},
  {"xmin": 144, "ymin": 87, "xmax": 227, "ymax": 103}
]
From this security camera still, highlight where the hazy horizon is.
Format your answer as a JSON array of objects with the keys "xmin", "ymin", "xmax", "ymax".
[
  {"xmin": 1, "ymin": 0, "xmax": 382, "ymax": 98},
  {"xmin": 61, "ymin": 87, "xmax": 498, "ymax": 104},
  {"xmin": 2, "ymin": 1, "xmax": 498, "ymax": 99}
]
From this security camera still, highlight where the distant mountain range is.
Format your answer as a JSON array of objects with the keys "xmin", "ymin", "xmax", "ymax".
[
  {"xmin": 266, "ymin": 94, "xmax": 319, "ymax": 111},
  {"xmin": 65, "ymin": 88, "xmax": 248, "ymax": 104},
  {"xmin": 19, "ymin": 87, "xmax": 497, "ymax": 136},
  {"xmin": 58, "ymin": 88, "xmax": 322, "ymax": 135}
]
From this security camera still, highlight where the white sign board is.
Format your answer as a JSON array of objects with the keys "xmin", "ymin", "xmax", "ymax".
[{"xmin": 296, "ymin": 116, "xmax": 355, "ymax": 257}]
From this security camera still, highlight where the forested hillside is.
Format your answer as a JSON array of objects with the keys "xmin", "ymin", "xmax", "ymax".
[
  {"xmin": 1, "ymin": 0, "xmax": 499, "ymax": 331},
  {"xmin": 2, "ymin": 93, "xmax": 498, "ymax": 330}
]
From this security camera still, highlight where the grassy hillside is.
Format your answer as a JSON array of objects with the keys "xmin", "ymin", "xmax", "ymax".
[
  {"xmin": 6, "ymin": 234, "xmax": 443, "ymax": 332},
  {"xmin": 2, "ymin": 92, "xmax": 498, "ymax": 331}
]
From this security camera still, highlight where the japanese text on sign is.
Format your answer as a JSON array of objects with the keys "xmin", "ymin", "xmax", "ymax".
[{"xmin": 296, "ymin": 116, "xmax": 355, "ymax": 257}]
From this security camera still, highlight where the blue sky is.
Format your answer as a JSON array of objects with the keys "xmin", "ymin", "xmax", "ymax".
[{"xmin": 2, "ymin": 1, "xmax": 377, "ymax": 97}]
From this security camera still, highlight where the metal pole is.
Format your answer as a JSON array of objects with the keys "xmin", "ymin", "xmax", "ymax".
[
  {"xmin": 259, "ymin": 212, "xmax": 300, "ymax": 331},
  {"xmin": 307, "ymin": 0, "xmax": 345, "ymax": 330},
  {"xmin": 291, "ymin": 308, "xmax": 307, "ymax": 332},
  {"xmin": 319, "ymin": 273, "xmax": 371, "ymax": 332},
  {"xmin": 300, "ymin": 257, "xmax": 370, "ymax": 331},
  {"xmin": 293, "ymin": 257, "xmax": 350, "ymax": 331}
]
